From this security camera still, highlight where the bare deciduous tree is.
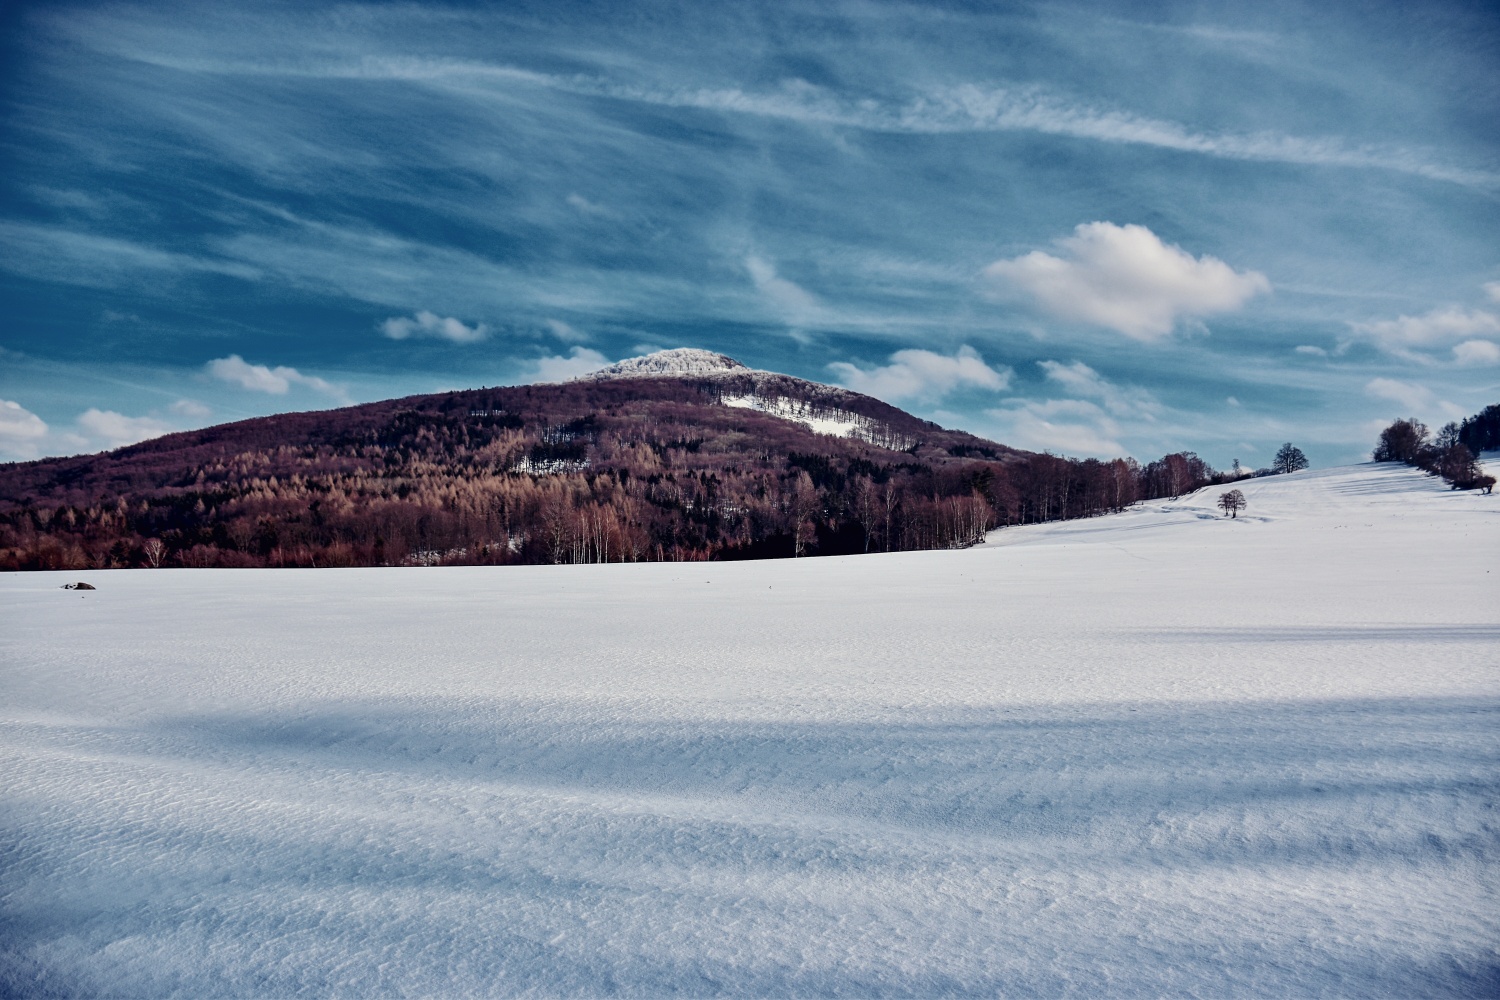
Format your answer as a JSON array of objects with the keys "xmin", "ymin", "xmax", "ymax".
[
  {"xmin": 142, "ymin": 537, "xmax": 167, "ymax": 568},
  {"xmin": 1272, "ymin": 443, "xmax": 1309, "ymax": 475},
  {"xmin": 1217, "ymin": 489, "xmax": 1247, "ymax": 518},
  {"xmin": 788, "ymin": 471, "xmax": 818, "ymax": 557}
]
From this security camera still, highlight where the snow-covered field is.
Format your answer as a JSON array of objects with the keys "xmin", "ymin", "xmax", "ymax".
[{"xmin": 3, "ymin": 462, "xmax": 1497, "ymax": 997}]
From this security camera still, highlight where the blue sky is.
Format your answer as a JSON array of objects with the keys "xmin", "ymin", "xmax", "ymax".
[{"xmin": 2, "ymin": 0, "xmax": 1497, "ymax": 467}]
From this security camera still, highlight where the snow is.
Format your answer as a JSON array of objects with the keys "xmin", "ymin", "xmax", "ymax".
[
  {"xmin": 570, "ymin": 349, "xmax": 917, "ymax": 445},
  {"xmin": 571, "ymin": 348, "xmax": 748, "ymax": 380},
  {"xmin": 2, "ymin": 462, "xmax": 1497, "ymax": 997},
  {"xmin": 720, "ymin": 393, "xmax": 867, "ymax": 440}
]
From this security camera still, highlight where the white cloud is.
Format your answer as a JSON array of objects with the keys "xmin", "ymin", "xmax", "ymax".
[
  {"xmin": 1294, "ymin": 345, "xmax": 1328, "ymax": 357},
  {"xmin": 1368, "ymin": 377, "xmax": 1458, "ymax": 419},
  {"xmin": 566, "ymin": 193, "xmax": 616, "ymax": 218},
  {"xmin": 746, "ymin": 256, "xmax": 820, "ymax": 326},
  {"xmin": 545, "ymin": 318, "xmax": 590, "ymax": 343},
  {"xmin": 381, "ymin": 310, "xmax": 489, "ymax": 343},
  {"xmin": 1364, "ymin": 377, "xmax": 1434, "ymax": 412},
  {"xmin": 75, "ymin": 409, "xmax": 173, "ymax": 449},
  {"xmin": 206, "ymin": 355, "xmax": 341, "ymax": 397},
  {"xmin": 984, "ymin": 399, "xmax": 1126, "ymax": 457},
  {"xmin": 1453, "ymin": 340, "xmax": 1500, "ymax": 366},
  {"xmin": 1353, "ymin": 306, "xmax": 1500, "ymax": 349},
  {"xmin": 983, "ymin": 222, "xmax": 1269, "ymax": 341},
  {"xmin": 828, "ymin": 346, "xmax": 1011, "ymax": 401},
  {"xmin": 170, "ymin": 399, "xmax": 212, "ymax": 418},
  {"xmin": 0, "ymin": 400, "xmax": 49, "ymax": 458},
  {"xmin": 1226, "ymin": 396, "xmax": 1241, "ymax": 407},
  {"xmin": 1485, "ymin": 281, "xmax": 1500, "ymax": 303},
  {"xmin": 528, "ymin": 347, "xmax": 610, "ymax": 382},
  {"xmin": 1037, "ymin": 359, "xmax": 1160, "ymax": 418}
]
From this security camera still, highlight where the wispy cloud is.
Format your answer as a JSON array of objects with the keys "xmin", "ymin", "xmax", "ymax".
[
  {"xmin": 1364, "ymin": 377, "xmax": 1433, "ymax": 412},
  {"xmin": 206, "ymin": 355, "xmax": 344, "ymax": 398},
  {"xmin": 107, "ymin": 43, "xmax": 1492, "ymax": 188},
  {"xmin": 746, "ymin": 256, "xmax": 821, "ymax": 330},
  {"xmin": 545, "ymin": 319, "xmax": 591, "ymax": 343},
  {"xmin": 170, "ymin": 399, "xmax": 212, "ymax": 418},
  {"xmin": 980, "ymin": 360, "xmax": 1168, "ymax": 458},
  {"xmin": 1452, "ymin": 340, "xmax": 1500, "ymax": 366},
  {"xmin": 75, "ymin": 408, "xmax": 174, "ymax": 449},
  {"xmin": 984, "ymin": 398, "xmax": 1127, "ymax": 458},
  {"xmin": 0, "ymin": 221, "xmax": 261, "ymax": 288},
  {"xmin": 526, "ymin": 347, "xmax": 610, "ymax": 382},
  {"xmin": 984, "ymin": 223, "xmax": 1269, "ymax": 341},
  {"xmin": 1038, "ymin": 360, "xmax": 1161, "ymax": 419},
  {"xmin": 1363, "ymin": 377, "xmax": 1463, "ymax": 422},
  {"xmin": 50, "ymin": 0, "xmax": 1494, "ymax": 192},
  {"xmin": 381, "ymin": 311, "xmax": 489, "ymax": 344},
  {"xmin": 0, "ymin": 399, "xmax": 50, "ymax": 459},
  {"xmin": 828, "ymin": 346, "xmax": 1010, "ymax": 402},
  {"xmin": 1350, "ymin": 284, "xmax": 1500, "ymax": 365},
  {"xmin": 1353, "ymin": 306, "xmax": 1500, "ymax": 347}
]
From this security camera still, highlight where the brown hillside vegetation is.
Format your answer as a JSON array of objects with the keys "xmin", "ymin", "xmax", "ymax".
[{"xmin": 0, "ymin": 361, "xmax": 1224, "ymax": 570}]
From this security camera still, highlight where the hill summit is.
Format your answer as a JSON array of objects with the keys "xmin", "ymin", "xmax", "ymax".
[{"xmin": 572, "ymin": 348, "xmax": 750, "ymax": 381}]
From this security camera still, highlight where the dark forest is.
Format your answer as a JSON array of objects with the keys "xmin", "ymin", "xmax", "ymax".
[{"xmin": 1, "ymin": 376, "xmax": 1236, "ymax": 570}]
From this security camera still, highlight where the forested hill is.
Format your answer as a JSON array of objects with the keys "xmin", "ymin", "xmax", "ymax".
[{"xmin": 0, "ymin": 350, "xmax": 1218, "ymax": 570}]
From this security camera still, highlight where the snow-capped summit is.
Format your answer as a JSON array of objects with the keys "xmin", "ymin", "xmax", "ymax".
[
  {"xmin": 573, "ymin": 348, "xmax": 749, "ymax": 381},
  {"xmin": 565, "ymin": 347, "xmax": 926, "ymax": 448}
]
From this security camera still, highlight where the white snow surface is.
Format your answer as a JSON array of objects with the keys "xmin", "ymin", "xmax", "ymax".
[
  {"xmin": 3, "ymin": 463, "xmax": 1498, "ymax": 997},
  {"xmin": 720, "ymin": 394, "xmax": 866, "ymax": 440}
]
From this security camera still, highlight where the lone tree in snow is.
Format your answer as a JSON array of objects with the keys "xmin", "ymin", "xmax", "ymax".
[
  {"xmin": 1217, "ymin": 489, "xmax": 1247, "ymax": 518},
  {"xmin": 1272, "ymin": 442, "xmax": 1309, "ymax": 475}
]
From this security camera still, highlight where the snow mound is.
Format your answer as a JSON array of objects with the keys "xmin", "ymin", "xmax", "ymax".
[{"xmin": 572, "ymin": 348, "xmax": 749, "ymax": 380}]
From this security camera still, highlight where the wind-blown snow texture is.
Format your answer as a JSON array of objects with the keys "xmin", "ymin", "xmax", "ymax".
[{"xmin": 2, "ymin": 463, "xmax": 1497, "ymax": 997}]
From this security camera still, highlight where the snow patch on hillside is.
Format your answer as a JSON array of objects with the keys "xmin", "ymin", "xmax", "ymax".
[
  {"xmin": 721, "ymin": 393, "xmax": 918, "ymax": 449},
  {"xmin": 723, "ymin": 393, "xmax": 857, "ymax": 437}
]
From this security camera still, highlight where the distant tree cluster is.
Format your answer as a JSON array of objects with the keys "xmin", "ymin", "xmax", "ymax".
[
  {"xmin": 0, "ymin": 380, "xmax": 1248, "ymax": 571},
  {"xmin": 1373, "ymin": 410, "xmax": 1495, "ymax": 493},
  {"xmin": 1456, "ymin": 404, "xmax": 1500, "ymax": 457}
]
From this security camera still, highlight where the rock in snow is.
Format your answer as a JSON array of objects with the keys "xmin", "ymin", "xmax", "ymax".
[{"xmin": 1, "ymin": 462, "xmax": 1496, "ymax": 997}]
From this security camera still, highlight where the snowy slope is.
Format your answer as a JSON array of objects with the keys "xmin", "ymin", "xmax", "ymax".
[
  {"xmin": 2, "ymin": 462, "xmax": 1497, "ymax": 997},
  {"xmin": 571, "ymin": 348, "xmax": 914, "ymax": 445}
]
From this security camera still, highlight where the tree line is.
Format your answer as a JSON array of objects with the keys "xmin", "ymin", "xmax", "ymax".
[{"xmin": 1373, "ymin": 407, "xmax": 1496, "ymax": 493}]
